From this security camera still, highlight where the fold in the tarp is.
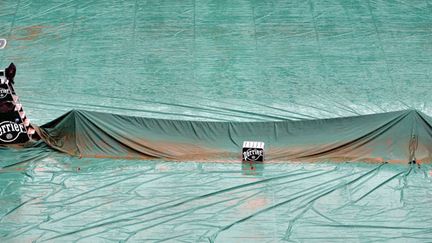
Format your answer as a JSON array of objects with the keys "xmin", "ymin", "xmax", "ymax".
[{"xmin": 35, "ymin": 109, "xmax": 432, "ymax": 163}]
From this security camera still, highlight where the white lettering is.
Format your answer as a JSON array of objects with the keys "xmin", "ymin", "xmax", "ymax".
[
  {"xmin": 19, "ymin": 124, "xmax": 25, "ymax": 133},
  {"xmin": 243, "ymin": 148, "xmax": 263, "ymax": 161},
  {"xmin": 0, "ymin": 121, "xmax": 25, "ymax": 142}
]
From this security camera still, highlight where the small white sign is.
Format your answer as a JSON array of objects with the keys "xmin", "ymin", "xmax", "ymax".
[
  {"xmin": 242, "ymin": 141, "xmax": 265, "ymax": 162},
  {"xmin": 243, "ymin": 141, "xmax": 265, "ymax": 149},
  {"xmin": 0, "ymin": 39, "xmax": 7, "ymax": 49}
]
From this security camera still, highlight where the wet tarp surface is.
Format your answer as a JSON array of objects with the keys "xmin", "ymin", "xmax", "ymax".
[
  {"xmin": 2, "ymin": 0, "xmax": 432, "ymax": 242},
  {"xmin": 38, "ymin": 109, "xmax": 432, "ymax": 163},
  {"xmin": 2, "ymin": 149, "xmax": 432, "ymax": 242},
  {"xmin": 1, "ymin": 0, "xmax": 432, "ymax": 124}
]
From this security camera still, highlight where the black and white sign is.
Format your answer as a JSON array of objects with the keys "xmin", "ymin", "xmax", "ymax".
[
  {"xmin": 242, "ymin": 141, "xmax": 265, "ymax": 162},
  {"xmin": 0, "ymin": 84, "xmax": 11, "ymax": 100},
  {"xmin": 0, "ymin": 113, "xmax": 29, "ymax": 144}
]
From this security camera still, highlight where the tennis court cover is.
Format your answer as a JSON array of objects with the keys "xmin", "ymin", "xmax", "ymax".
[{"xmin": 1, "ymin": 1, "xmax": 432, "ymax": 242}]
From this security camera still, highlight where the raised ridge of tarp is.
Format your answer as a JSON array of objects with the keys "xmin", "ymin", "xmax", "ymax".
[{"xmin": 35, "ymin": 109, "xmax": 432, "ymax": 163}]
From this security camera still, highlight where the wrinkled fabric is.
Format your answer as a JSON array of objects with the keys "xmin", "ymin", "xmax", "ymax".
[
  {"xmin": 37, "ymin": 109, "xmax": 432, "ymax": 163},
  {"xmin": 2, "ymin": 0, "xmax": 432, "ymax": 242},
  {"xmin": 0, "ymin": 0, "xmax": 431, "ymax": 124},
  {"xmin": 1, "ymin": 153, "xmax": 432, "ymax": 242}
]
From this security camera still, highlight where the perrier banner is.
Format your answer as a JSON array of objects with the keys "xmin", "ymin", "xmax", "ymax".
[
  {"xmin": 0, "ymin": 82, "xmax": 30, "ymax": 144},
  {"xmin": 0, "ymin": 83, "xmax": 12, "ymax": 102},
  {"xmin": 0, "ymin": 112, "xmax": 29, "ymax": 144}
]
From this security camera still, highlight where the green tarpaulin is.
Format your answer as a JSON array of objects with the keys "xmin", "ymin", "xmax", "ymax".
[
  {"xmin": 2, "ymin": 0, "xmax": 432, "ymax": 242},
  {"xmin": 37, "ymin": 109, "xmax": 432, "ymax": 163}
]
